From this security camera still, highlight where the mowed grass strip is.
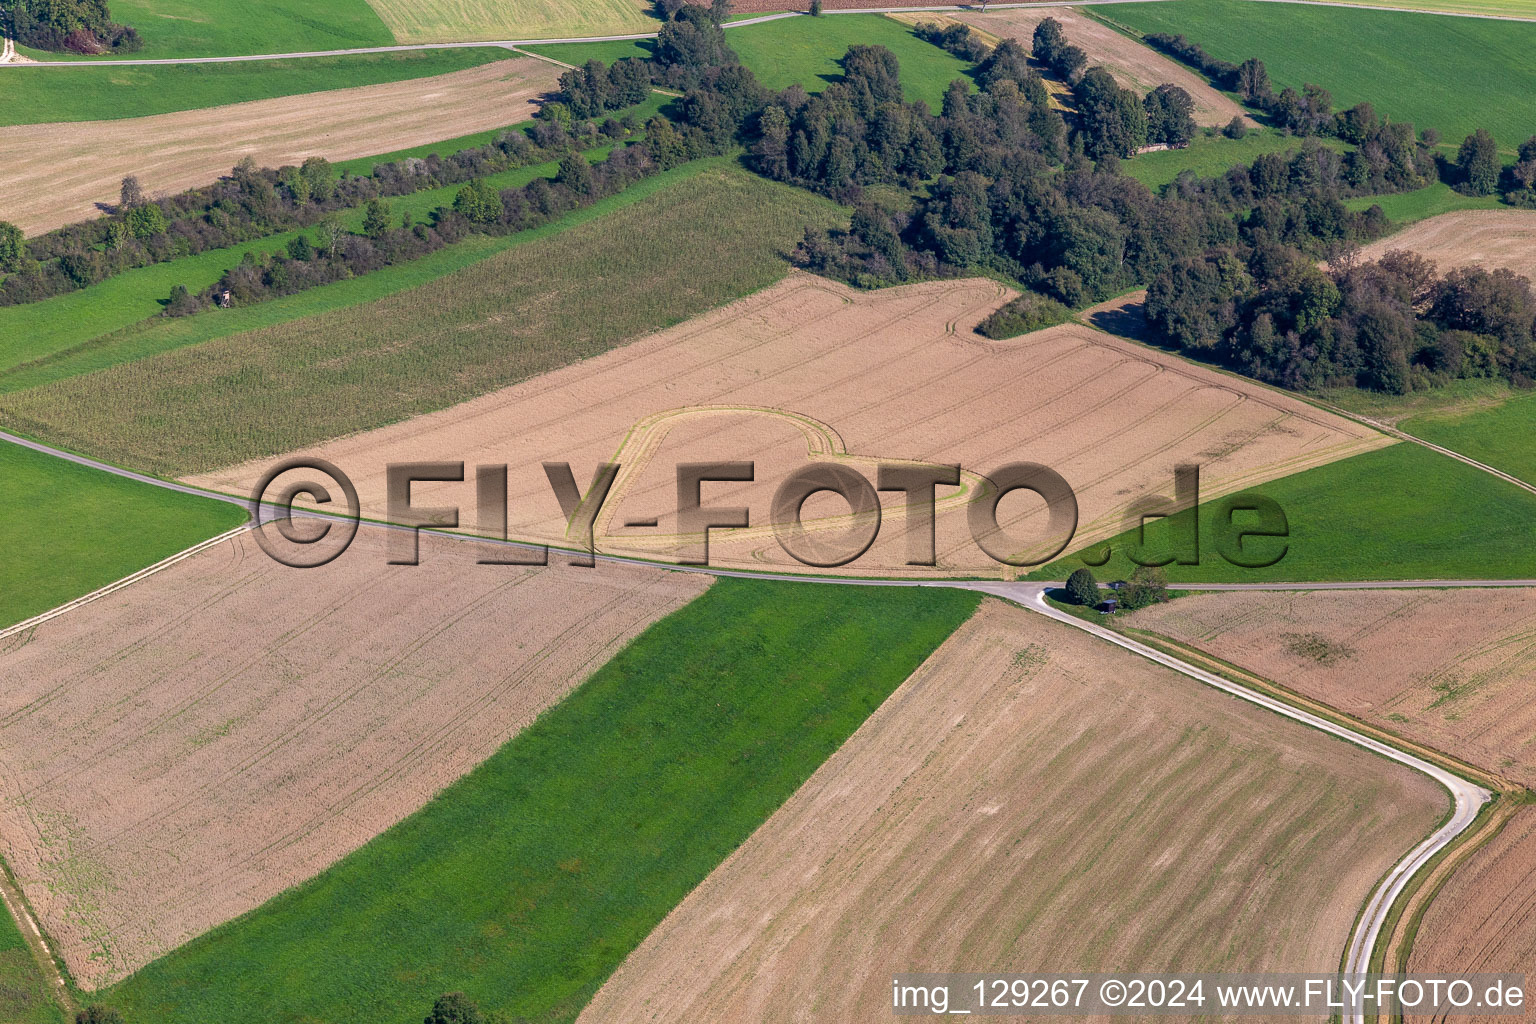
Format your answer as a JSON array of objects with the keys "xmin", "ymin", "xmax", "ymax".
[
  {"xmin": 96, "ymin": 578, "xmax": 981, "ymax": 1024},
  {"xmin": 1030, "ymin": 442, "xmax": 1536, "ymax": 582},
  {"xmin": 1343, "ymin": 181, "xmax": 1506, "ymax": 224},
  {"xmin": 0, "ymin": 899, "xmax": 65, "ymax": 1024},
  {"xmin": 362, "ymin": 0, "xmax": 657, "ymax": 43},
  {"xmin": 0, "ymin": 161, "xmax": 846, "ymax": 476},
  {"xmin": 0, "ymin": 441, "xmax": 247, "ymax": 629},
  {"xmin": 1404, "ymin": 392, "xmax": 1536, "ymax": 487},
  {"xmin": 1124, "ymin": 129, "xmax": 1343, "ymax": 189},
  {"xmin": 20, "ymin": 0, "xmax": 394, "ymax": 61},
  {"xmin": 0, "ymin": 49, "xmax": 506, "ymax": 126},
  {"xmin": 1099, "ymin": 0, "xmax": 1536, "ymax": 146}
]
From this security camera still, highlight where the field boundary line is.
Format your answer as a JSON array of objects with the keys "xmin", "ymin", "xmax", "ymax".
[
  {"xmin": 0, "ymin": 525, "xmax": 249, "ymax": 643},
  {"xmin": 0, "ymin": 852, "xmax": 74, "ymax": 1015}
]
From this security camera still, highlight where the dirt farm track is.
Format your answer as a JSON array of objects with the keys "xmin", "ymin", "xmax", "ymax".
[
  {"xmin": 0, "ymin": 57, "xmax": 559, "ymax": 236},
  {"xmin": 190, "ymin": 274, "xmax": 1390, "ymax": 577},
  {"xmin": 0, "ymin": 529, "xmax": 707, "ymax": 987}
]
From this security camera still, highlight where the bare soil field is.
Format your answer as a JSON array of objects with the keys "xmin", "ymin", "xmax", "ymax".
[
  {"xmin": 188, "ymin": 274, "xmax": 1388, "ymax": 578},
  {"xmin": 1354, "ymin": 210, "xmax": 1536, "ymax": 280},
  {"xmin": 576, "ymin": 600, "xmax": 1447, "ymax": 1022},
  {"xmin": 1127, "ymin": 588, "xmax": 1536, "ymax": 784},
  {"xmin": 953, "ymin": 7, "xmax": 1253, "ymax": 126},
  {"xmin": 0, "ymin": 527, "xmax": 708, "ymax": 987},
  {"xmin": 1407, "ymin": 805, "xmax": 1536, "ymax": 1023},
  {"xmin": 0, "ymin": 58, "xmax": 558, "ymax": 235}
]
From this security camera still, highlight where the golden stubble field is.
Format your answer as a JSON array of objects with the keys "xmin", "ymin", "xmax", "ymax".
[
  {"xmin": 953, "ymin": 7, "xmax": 1253, "ymax": 127},
  {"xmin": 1126, "ymin": 588, "xmax": 1536, "ymax": 784},
  {"xmin": 188, "ymin": 274, "xmax": 1389, "ymax": 578},
  {"xmin": 0, "ymin": 528, "xmax": 708, "ymax": 987},
  {"xmin": 576, "ymin": 599, "xmax": 1447, "ymax": 1022},
  {"xmin": 1407, "ymin": 805, "xmax": 1536, "ymax": 1024},
  {"xmin": 0, "ymin": 58, "xmax": 559, "ymax": 235},
  {"xmin": 1354, "ymin": 210, "xmax": 1536, "ymax": 281}
]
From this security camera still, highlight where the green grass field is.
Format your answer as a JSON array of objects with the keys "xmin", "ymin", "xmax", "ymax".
[
  {"xmin": 1, "ymin": 49, "xmax": 506, "ymax": 125},
  {"xmin": 363, "ymin": 0, "xmax": 658, "ymax": 43},
  {"xmin": 1403, "ymin": 392, "xmax": 1536, "ymax": 486},
  {"xmin": 1029, "ymin": 442, "xmax": 1536, "ymax": 582},
  {"xmin": 1300, "ymin": 0, "xmax": 1536, "ymax": 16},
  {"xmin": 0, "ymin": 161, "xmax": 847, "ymax": 475},
  {"xmin": 0, "ymin": 440, "xmax": 247, "ymax": 629},
  {"xmin": 1124, "ymin": 128, "xmax": 1344, "ymax": 188},
  {"xmin": 96, "ymin": 577, "xmax": 980, "ymax": 1024},
  {"xmin": 527, "ymin": 14, "xmax": 976, "ymax": 108},
  {"xmin": 1344, "ymin": 181, "xmax": 1507, "ymax": 224},
  {"xmin": 1099, "ymin": 0, "xmax": 1536, "ymax": 148},
  {"xmin": 18, "ymin": 0, "xmax": 393, "ymax": 60},
  {"xmin": 0, "ymin": 900, "xmax": 65, "ymax": 1024}
]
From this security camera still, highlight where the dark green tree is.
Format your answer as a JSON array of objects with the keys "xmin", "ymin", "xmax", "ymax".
[
  {"xmin": 362, "ymin": 198, "xmax": 393, "ymax": 238},
  {"xmin": 0, "ymin": 221, "xmax": 25, "ymax": 272},
  {"xmin": 125, "ymin": 203, "xmax": 166, "ymax": 240},
  {"xmin": 424, "ymin": 992, "xmax": 484, "ymax": 1024},
  {"xmin": 1144, "ymin": 83, "xmax": 1195, "ymax": 147},
  {"xmin": 1119, "ymin": 566, "xmax": 1168, "ymax": 610},
  {"xmin": 556, "ymin": 152, "xmax": 597, "ymax": 197},
  {"xmin": 1065, "ymin": 567, "xmax": 1100, "ymax": 607},
  {"xmin": 1457, "ymin": 128, "xmax": 1499, "ymax": 196}
]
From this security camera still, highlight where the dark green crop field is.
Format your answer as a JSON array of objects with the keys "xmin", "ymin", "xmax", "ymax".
[{"xmin": 1100, "ymin": 0, "xmax": 1536, "ymax": 148}]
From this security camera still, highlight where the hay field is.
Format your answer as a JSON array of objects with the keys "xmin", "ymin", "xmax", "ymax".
[
  {"xmin": 0, "ymin": 528, "xmax": 708, "ymax": 987},
  {"xmin": 1407, "ymin": 805, "xmax": 1536, "ymax": 1023},
  {"xmin": 0, "ymin": 58, "xmax": 557, "ymax": 235},
  {"xmin": 363, "ymin": 0, "xmax": 655, "ymax": 42},
  {"xmin": 1127, "ymin": 589, "xmax": 1536, "ymax": 784},
  {"xmin": 190, "ymin": 274, "xmax": 1388, "ymax": 577},
  {"xmin": 1354, "ymin": 210, "xmax": 1536, "ymax": 280},
  {"xmin": 954, "ymin": 7, "xmax": 1251, "ymax": 126},
  {"xmin": 577, "ymin": 600, "xmax": 1447, "ymax": 1022}
]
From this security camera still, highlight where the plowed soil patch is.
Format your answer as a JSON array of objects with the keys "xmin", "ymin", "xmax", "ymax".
[
  {"xmin": 577, "ymin": 600, "xmax": 1446, "ymax": 1022},
  {"xmin": 1355, "ymin": 210, "xmax": 1536, "ymax": 279},
  {"xmin": 0, "ymin": 58, "xmax": 558, "ymax": 235},
  {"xmin": 1127, "ymin": 588, "xmax": 1536, "ymax": 783},
  {"xmin": 0, "ymin": 528, "xmax": 707, "ymax": 987},
  {"xmin": 188, "ymin": 274, "xmax": 1387, "ymax": 578},
  {"xmin": 953, "ymin": 7, "xmax": 1252, "ymax": 126}
]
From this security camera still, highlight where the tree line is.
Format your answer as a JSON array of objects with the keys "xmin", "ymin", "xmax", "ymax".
[
  {"xmin": 6, "ymin": 0, "xmax": 140, "ymax": 53},
  {"xmin": 0, "ymin": 114, "xmax": 642, "ymax": 307}
]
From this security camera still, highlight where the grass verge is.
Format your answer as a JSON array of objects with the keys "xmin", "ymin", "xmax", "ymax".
[
  {"xmin": 1029, "ymin": 441, "xmax": 1536, "ymax": 582},
  {"xmin": 0, "ymin": 440, "xmax": 246, "ymax": 629},
  {"xmin": 95, "ymin": 577, "xmax": 981, "ymax": 1024},
  {"xmin": 1125, "ymin": 129, "xmax": 1345, "ymax": 189},
  {"xmin": 0, "ymin": 49, "xmax": 507, "ymax": 126},
  {"xmin": 0, "ymin": 160, "xmax": 848, "ymax": 476}
]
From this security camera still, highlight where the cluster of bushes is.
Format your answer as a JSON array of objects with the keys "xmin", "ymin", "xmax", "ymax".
[
  {"xmin": 1146, "ymin": 246, "xmax": 1536, "ymax": 393},
  {"xmin": 1063, "ymin": 566, "xmax": 1169, "ymax": 610},
  {"xmin": 912, "ymin": 20, "xmax": 990, "ymax": 63},
  {"xmin": 975, "ymin": 290, "xmax": 1072, "ymax": 339},
  {"xmin": 0, "ymin": 115, "xmax": 639, "ymax": 307},
  {"xmin": 554, "ymin": 57, "xmax": 652, "ymax": 119},
  {"xmin": 1073, "ymin": 66, "xmax": 1195, "ymax": 158},
  {"xmin": 1032, "ymin": 17, "xmax": 1087, "ymax": 84},
  {"xmin": 8, "ymin": 0, "xmax": 139, "ymax": 53}
]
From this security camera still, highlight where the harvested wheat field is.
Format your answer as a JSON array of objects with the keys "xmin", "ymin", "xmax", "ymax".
[
  {"xmin": 1407, "ymin": 806, "xmax": 1536, "ymax": 1023},
  {"xmin": 0, "ymin": 527, "xmax": 708, "ymax": 987},
  {"xmin": 1127, "ymin": 588, "xmax": 1536, "ymax": 784},
  {"xmin": 577, "ymin": 600, "xmax": 1446, "ymax": 1023},
  {"xmin": 953, "ymin": 7, "xmax": 1253, "ymax": 126},
  {"xmin": 364, "ymin": 0, "xmax": 655, "ymax": 42},
  {"xmin": 1356, "ymin": 210, "xmax": 1536, "ymax": 280},
  {"xmin": 189, "ymin": 274, "xmax": 1388, "ymax": 577},
  {"xmin": 0, "ymin": 58, "xmax": 558, "ymax": 235}
]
